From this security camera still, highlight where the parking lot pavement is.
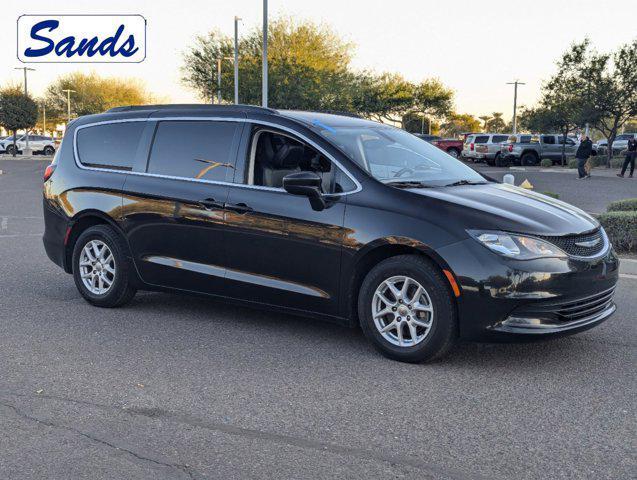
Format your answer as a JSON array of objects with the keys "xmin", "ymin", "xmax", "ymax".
[
  {"xmin": 471, "ymin": 163, "xmax": 636, "ymax": 214},
  {"xmin": 1, "ymin": 159, "xmax": 635, "ymax": 480}
]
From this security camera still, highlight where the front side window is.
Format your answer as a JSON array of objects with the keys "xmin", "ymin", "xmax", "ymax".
[
  {"xmin": 76, "ymin": 122, "xmax": 145, "ymax": 170},
  {"xmin": 492, "ymin": 135, "xmax": 509, "ymax": 143},
  {"xmin": 147, "ymin": 121, "xmax": 239, "ymax": 181},
  {"xmin": 313, "ymin": 124, "xmax": 486, "ymax": 187},
  {"xmin": 245, "ymin": 128, "xmax": 356, "ymax": 194}
]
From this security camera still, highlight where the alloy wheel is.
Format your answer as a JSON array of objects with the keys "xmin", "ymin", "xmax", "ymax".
[
  {"xmin": 372, "ymin": 275, "xmax": 434, "ymax": 347},
  {"xmin": 79, "ymin": 240, "xmax": 116, "ymax": 295}
]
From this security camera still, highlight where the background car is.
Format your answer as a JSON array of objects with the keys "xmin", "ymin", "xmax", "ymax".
[
  {"xmin": 430, "ymin": 137, "xmax": 463, "ymax": 158},
  {"xmin": 498, "ymin": 134, "xmax": 578, "ymax": 166},
  {"xmin": 0, "ymin": 135, "xmax": 56, "ymax": 155},
  {"xmin": 462, "ymin": 133, "xmax": 510, "ymax": 165},
  {"xmin": 610, "ymin": 133, "xmax": 637, "ymax": 155}
]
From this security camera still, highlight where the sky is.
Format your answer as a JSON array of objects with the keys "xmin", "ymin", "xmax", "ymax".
[{"xmin": 1, "ymin": 0, "xmax": 635, "ymax": 120}]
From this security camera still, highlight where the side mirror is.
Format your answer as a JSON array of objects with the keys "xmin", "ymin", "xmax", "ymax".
[{"xmin": 283, "ymin": 171, "xmax": 326, "ymax": 211}]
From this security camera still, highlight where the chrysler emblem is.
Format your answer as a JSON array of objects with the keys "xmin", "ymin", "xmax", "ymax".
[{"xmin": 575, "ymin": 238, "xmax": 600, "ymax": 248}]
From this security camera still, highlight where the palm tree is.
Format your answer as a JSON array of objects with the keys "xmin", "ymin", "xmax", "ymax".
[{"xmin": 479, "ymin": 115, "xmax": 491, "ymax": 132}]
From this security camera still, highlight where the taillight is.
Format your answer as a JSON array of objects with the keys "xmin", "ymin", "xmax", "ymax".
[
  {"xmin": 43, "ymin": 164, "xmax": 56, "ymax": 182},
  {"xmin": 470, "ymin": 143, "xmax": 474, "ymax": 151},
  {"xmin": 508, "ymin": 144, "xmax": 513, "ymax": 152}
]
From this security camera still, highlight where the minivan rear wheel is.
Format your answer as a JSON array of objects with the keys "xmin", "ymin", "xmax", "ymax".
[
  {"xmin": 358, "ymin": 255, "xmax": 457, "ymax": 363},
  {"xmin": 72, "ymin": 225, "xmax": 136, "ymax": 307}
]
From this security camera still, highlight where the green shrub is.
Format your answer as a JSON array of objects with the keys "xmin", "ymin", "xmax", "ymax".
[
  {"xmin": 610, "ymin": 157, "xmax": 624, "ymax": 168},
  {"xmin": 597, "ymin": 211, "xmax": 637, "ymax": 253},
  {"xmin": 567, "ymin": 158, "xmax": 578, "ymax": 169},
  {"xmin": 541, "ymin": 191, "xmax": 559, "ymax": 199},
  {"xmin": 540, "ymin": 159, "xmax": 552, "ymax": 167},
  {"xmin": 607, "ymin": 198, "xmax": 637, "ymax": 212}
]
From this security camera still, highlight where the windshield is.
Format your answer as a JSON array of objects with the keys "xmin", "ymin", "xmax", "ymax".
[{"xmin": 314, "ymin": 124, "xmax": 487, "ymax": 186}]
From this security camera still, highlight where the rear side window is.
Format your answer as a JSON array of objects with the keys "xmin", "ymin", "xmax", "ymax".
[
  {"xmin": 147, "ymin": 121, "xmax": 239, "ymax": 181},
  {"xmin": 474, "ymin": 136, "xmax": 489, "ymax": 143},
  {"xmin": 520, "ymin": 135, "xmax": 532, "ymax": 143},
  {"xmin": 541, "ymin": 135, "xmax": 556, "ymax": 144},
  {"xmin": 77, "ymin": 122, "xmax": 145, "ymax": 170},
  {"xmin": 492, "ymin": 135, "xmax": 509, "ymax": 143}
]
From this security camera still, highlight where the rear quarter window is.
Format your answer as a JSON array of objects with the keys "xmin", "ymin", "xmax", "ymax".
[{"xmin": 76, "ymin": 122, "xmax": 145, "ymax": 170}]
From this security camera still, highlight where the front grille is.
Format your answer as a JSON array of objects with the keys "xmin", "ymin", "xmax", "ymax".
[
  {"xmin": 552, "ymin": 287, "xmax": 615, "ymax": 322},
  {"xmin": 536, "ymin": 229, "xmax": 605, "ymax": 257},
  {"xmin": 512, "ymin": 286, "xmax": 616, "ymax": 324}
]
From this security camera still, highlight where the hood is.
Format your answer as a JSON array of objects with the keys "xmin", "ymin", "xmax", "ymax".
[{"xmin": 407, "ymin": 183, "xmax": 598, "ymax": 236}]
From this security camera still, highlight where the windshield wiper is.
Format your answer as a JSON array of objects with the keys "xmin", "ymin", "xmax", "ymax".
[
  {"xmin": 443, "ymin": 179, "xmax": 488, "ymax": 187},
  {"xmin": 384, "ymin": 180, "xmax": 434, "ymax": 189}
]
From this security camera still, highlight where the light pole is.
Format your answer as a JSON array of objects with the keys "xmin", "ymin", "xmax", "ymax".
[
  {"xmin": 62, "ymin": 89, "xmax": 75, "ymax": 125},
  {"xmin": 215, "ymin": 57, "xmax": 234, "ymax": 104},
  {"xmin": 506, "ymin": 80, "xmax": 525, "ymax": 134},
  {"xmin": 262, "ymin": 0, "xmax": 268, "ymax": 108},
  {"xmin": 234, "ymin": 16, "xmax": 241, "ymax": 105},
  {"xmin": 42, "ymin": 102, "xmax": 46, "ymax": 136},
  {"xmin": 15, "ymin": 66, "xmax": 35, "ymax": 154}
]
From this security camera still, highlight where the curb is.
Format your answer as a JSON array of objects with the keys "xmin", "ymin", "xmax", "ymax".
[{"xmin": 619, "ymin": 257, "xmax": 637, "ymax": 276}]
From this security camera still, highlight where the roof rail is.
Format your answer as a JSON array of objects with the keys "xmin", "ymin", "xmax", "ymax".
[{"xmin": 106, "ymin": 104, "xmax": 279, "ymax": 114}]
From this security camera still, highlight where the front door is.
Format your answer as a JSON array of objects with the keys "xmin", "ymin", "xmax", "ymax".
[
  {"xmin": 223, "ymin": 125, "xmax": 356, "ymax": 316},
  {"xmin": 122, "ymin": 119, "xmax": 243, "ymax": 296}
]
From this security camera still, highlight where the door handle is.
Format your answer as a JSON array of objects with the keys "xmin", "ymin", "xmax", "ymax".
[
  {"xmin": 198, "ymin": 198, "xmax": 224, "ymax": 210},
  {"xmin": 225, "ymin": 202, "xmax": 253, "ymax": 214}
]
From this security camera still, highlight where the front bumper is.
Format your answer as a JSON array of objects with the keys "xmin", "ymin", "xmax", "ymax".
[{"xmin": 436, "ymin": 238, "xmax": 619, "ymax": 341}]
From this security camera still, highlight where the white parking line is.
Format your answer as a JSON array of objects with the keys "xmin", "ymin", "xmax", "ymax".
[
  {"xmin": 620, "ymin": 274, "xmax": 637, "ymax": 280},
  {"xmin": 0, "ymin": 233, "xmax": 41, "ymax": 238},
  {"xmin": 0, "ymin": 217, "xmax": 6, "ymax": 230}
]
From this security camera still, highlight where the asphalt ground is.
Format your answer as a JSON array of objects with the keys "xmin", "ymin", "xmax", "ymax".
[
  {"xmin": 1, "ymin": 158, "xmax": 635, "ymax": 480},
  {"xmin": 470, "ymin": 162, "xmax": 636, "ymax": 214}
]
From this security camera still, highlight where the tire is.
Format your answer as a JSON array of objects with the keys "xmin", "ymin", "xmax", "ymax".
[
  {"xmin": 447, "ymin": 148, "xmax": 460, "ymax": 159},
  {"xmin": 72, "ymin": 225, "xmax": 137, "ymax": 308},
  {"xmin": 486, "ymin": 153, "xmax": 499, "ymax": 166},
  {"xmin": 43, "ymin": 145, "xmax": 55, "ymax": 156},
  {"xmin": 358, "ymin": 255, "xmax": 457, "ymax": 363},
  {"xmin": 5, "ymin": 145, "xmax": 16, "ymax": 155},
  {"xmin": 520, "ymin": 152, "xmax": 538, "ymax": 166}
]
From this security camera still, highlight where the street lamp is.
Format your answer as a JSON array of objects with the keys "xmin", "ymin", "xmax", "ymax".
[
  {"xmin": 214, "ymin": 57, "xmax": 234, "ymax": 104},
  {"xmin": 234, "ymin": 16, "xmax": 242, "ymax": 105},
  {"xmin": 14, "ymin": 67, "xmax": 35, "ymax": 154},
  {"xmin": 262, "ymin": 0, "xmax": 268, "ymax": 108},
  {"xmin": 62, "ymin": 89, "xmax": 75, "ymax": 124},
  {"xmin": 506, "ymin": 80, "xmax": 525, "ymax": 134}
]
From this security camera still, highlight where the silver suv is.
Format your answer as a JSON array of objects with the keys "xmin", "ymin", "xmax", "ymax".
[
  {"xmin": 462, "ymin": 133, "xmax": 510, "ymax": 165},
  {"xmin": 0, "ymin": 135, "xmax": 56, "ymax": 155}
]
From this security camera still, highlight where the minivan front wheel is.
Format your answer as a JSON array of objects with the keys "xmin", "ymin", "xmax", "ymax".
[
  {"xmin": 358, "ymin": 255, "xmax": 457, "ymax": 363},
  {"xmin": 72, "ymin": 225, "xmax": 136, "ymax": 307}
]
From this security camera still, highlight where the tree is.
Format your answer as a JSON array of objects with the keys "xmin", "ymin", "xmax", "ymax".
[
  {"xmin": 486, "ymin": 112, "xmax": 506, "ymax": 133},
  {"xmin": 402, "ymin": 111, "xmax": 439, "ymax": 134},
  {"xmin": 181, "ymin": 17, "xmax": 455, "ymax": 123},
  {"xmin": 409, "ymin": 78, "xmax": 453, "ymax": 131},
  {"xmin": 0, "ymin": 88, "xmax": 38, "ymax": 156},
  {"xmin": 478, "ymin": 115, "xmax": 491, "ymax": 131},
  {"xmin": 44, "ymin": 72, "xmax": 152, "ymax": 119},
  {"xmin": 181, "ymin": 18, "xmax": 354, "ymax": 110},
  {"xmin": 439, "ymin": 113, "xmax": 481, "ymax": 138},
  {"xmin": 35, "ymin": 97, "xmax": 65, "ymax": 137},
  {"xmin": 535, "ymin": 39, "xmax": 637, "ymax": 166},
  {"xmin": 353, "ymin": 72, "xmax": 414, "ymax": 124}
]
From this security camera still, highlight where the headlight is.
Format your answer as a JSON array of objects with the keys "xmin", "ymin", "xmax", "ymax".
[{"xmin": 468, "ymin": 230, "xmax": 567, "ymax": 260}]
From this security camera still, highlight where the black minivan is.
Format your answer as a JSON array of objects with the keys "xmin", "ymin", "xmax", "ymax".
[{"xmin": 43, "ymin": 105, "xmax": 619, "ymax": 362}]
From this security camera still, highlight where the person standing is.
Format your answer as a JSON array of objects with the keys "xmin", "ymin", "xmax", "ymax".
[
  {"xmin": 575, "ymin": 135, "xmax": 593, "ymax": 179},
  {"xmin": 617, "ymin": 136, "xmax": 636, "ymax": 178}
]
